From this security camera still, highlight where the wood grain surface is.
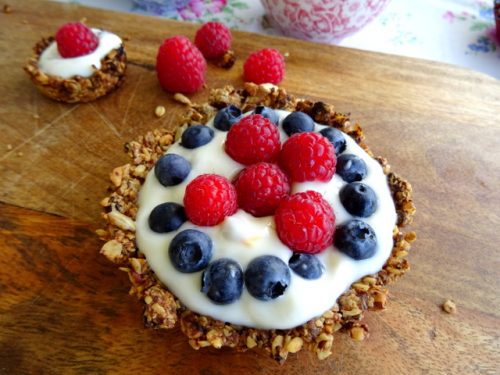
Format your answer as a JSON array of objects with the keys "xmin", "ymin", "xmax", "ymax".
[{"xmin": 1, "ymin": 0, "xmax": 500, "ymax": 374}]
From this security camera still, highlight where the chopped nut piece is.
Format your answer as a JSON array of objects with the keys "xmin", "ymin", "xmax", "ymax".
[
  {"xmin": 155, "ymin": 105, "xmax": 166, "ymax": 118},
  {"xmin": 107, "ymin": 209, "xmax": 136, "ymax": 231},
  {"xmin": 100, "ymin": 239, "xmax": 123, "ymax": 262},
  {"xmin": 246, "ymin": 336, "xmax": 257, "ymax": 348},
  {"xmin": 350, "ymin": 326, "xmax": 368, "ymax": 341},
  {"xmin": 110, "ymin": 166, "xmax": 124, "ymax": 187},
  {"xmin": 286, "ymin": 337, "xmax": 303, "ymax": 353},
  {"xmin": 442, "ymin": 299, "xmax": 457, "ymax": 314}
]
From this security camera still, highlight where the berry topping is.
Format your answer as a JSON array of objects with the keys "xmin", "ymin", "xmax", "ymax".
[
  {"xmin": 156, "ymin": 36, "xmax": 206, "ymax": 94},
  {"xmin": 339, "ymin": 182, "xmax": 378, "ymax": 217},
  {"xmin": 201, "ymin": 258, "xmax": 243, "ymax": 304},
  {"xmin": 225, "ymin": 114, "xmax": 281, "ymax": 165},
  {"xmin": 334, "ymin": 220, "xmax": 377, "ymax": 260},
  {"xmin": 275, "ymin": 191, "xmax": 335, "ymax": 253},
  {"xmin": 194, "ymin": 21, "xmax": 232, "ymax": 59},
  {"xmin": 319, "ymin": 127, "xmax": 347, "ymax": 155},
  {"xmin": 243, "ymin": 48, "xmax": 285, "ymax": 85},
  {"xmin": 55, "ymin": 22, "xmax": 99, "ymax": 58},
  {"xmin": 234, "ymin": 163, "xmax": 290, "ymax": 217},
  {"xmin": 213, "ymin": 105, "xmax": 242, "ymax": 131},
  {"xmin": 253, "ymin": 106, "xmax": 279, "ymax": 125},
  {"xmin": 154, "ymin": 153, "xmax": 191, "ymax": 186},
  {"xmin": 288, "ymin": 253, "xmax": 324, "ymax": 280},
  {"xmin": 148, "ymin": 202, "xmax": 187, "ymax": 233},
  {"xmin": 244, "ymin": 256, "xmax": 291, "ymax": 301},
  {"xmin": 282, "ymin": 111, "xmax": 315, "ymax": 136},
  {"xmin": 181, "ymin": 125, "xmax": 214, "ymax": 149},
  {"xmin": 184, "ymin": 174, "xmax": 237, "ymax": 226},
  {"xmin": 279, "ymin": 132, "xmax": 336, "ymax": 182},
  {"xmin": 169, "ymin": 229, "xmax": 213, "ymax": 273},
  {"xmin": 336, "ymin": 154, "xmax": 367, "ymax": 183}
]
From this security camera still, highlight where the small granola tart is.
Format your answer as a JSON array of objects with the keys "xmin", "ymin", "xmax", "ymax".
[
  {"xmin": 24, "ymin": 22, "xmax": 126, "ymax": 103},
  {"xmin": 99, "ymin": 83, "xmax": 416, "ymax": 363}
]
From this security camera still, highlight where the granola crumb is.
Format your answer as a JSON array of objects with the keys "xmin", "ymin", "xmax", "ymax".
[
  {"xmin": 173, "ymin": 93, "xmax": 192, "ymax": 106},
  {"xmin": 33, "ymin": 114, "xmax": 40, "ymax": 119},
  {"xmin": 17, "ymin": 151, "xmax": 23, "ymax": 157},
  {"xmin": 283, "ymin": 52, "xmax": 290, "ymax": 58},
  {"xmin": 80, "ymin": 17, "xmax": 87, "ymax": 24},
  {"xmin": 155, "ymin": 105, "xmax": 166, "ymax": 118},
  {"xmin": 442, "ymin": 299, "xmax": 457, "ymax": 314},
  {"xmin": 214, "ymin": 50, "xmax": 236, "ymax": 69},
  {"xmin": 3, "ymin": 4, "xmax": 12, "ymax": 13},
  {"xmin": 6, "ymin": 144, "xmax": 12, "ymax": 150}
]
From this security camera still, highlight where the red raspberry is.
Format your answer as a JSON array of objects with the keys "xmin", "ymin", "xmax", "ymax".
[
  {"xmin": 234, "ymin": 163, "xmax": 290, "ymax": 217},
  {"xmin": 55, "ymin": 22, "xmax": 98, "ymax": 58},
  {"xmin": 156, "ymin": 36, "xmax": 207, "ymax": 94},
  {"xmin": 184, "ymin": 174, "xmax": 237, "ymax": 226},
  {"xmin": 243, "ymin": 48, "xmax": 285, "ymax": 85},
  {"xmin": 225, "ymin": 114, "xmax": 281, "ymax": 165},
  {"xmin": 275, "ymin": 191, "xmax": 335, "ymax": 254},
  {"xmin": 279, "ymin": 132, "xmax": 336, "ymax": 182},
  {"xmin": 195, "ymin": 22, "xmax": 232, "ymax": 59}
]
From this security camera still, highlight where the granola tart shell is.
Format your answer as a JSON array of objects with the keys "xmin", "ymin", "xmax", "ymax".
[
  {"xmin": 24, "ymin": 36, "xmax": 127, "ymax": 103},
  {"xmin": 98, "ymin": 83, "xmax": 416, "ymax": 363}
]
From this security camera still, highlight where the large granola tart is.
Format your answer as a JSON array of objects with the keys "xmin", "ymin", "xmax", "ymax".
[{"xmin": 98, "ymin": 83, "xmax": 416, "ymax": 363}]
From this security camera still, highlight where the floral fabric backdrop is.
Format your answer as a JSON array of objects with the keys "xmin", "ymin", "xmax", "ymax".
[{"xmin": 55, "ymin": 0, "xmax": 500, "ymax": 79}]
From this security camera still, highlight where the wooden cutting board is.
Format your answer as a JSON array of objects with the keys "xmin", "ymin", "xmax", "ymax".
[{"xmin": 1, "ymin": 1, "xmax": 499, "ymax": 373}]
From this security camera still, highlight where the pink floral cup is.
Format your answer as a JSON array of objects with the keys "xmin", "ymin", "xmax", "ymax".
[{"xmin": 261, "ymin": 0, "xmax": 390, "ymax": 43}]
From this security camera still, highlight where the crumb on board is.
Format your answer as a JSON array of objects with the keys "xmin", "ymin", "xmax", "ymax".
[
  {"xmin": 214, "ymin": 50, "xmax": 236, "ymax": 69},
  {"xmin": 6, "ymin": 144, "xmax": 13, "ymax": 150},
  {"xmin": 3, "ymin": 4, "xmax": 12, "ymax": 13},
  {"xmin": 17, "ymin": 151, "xmax": 23, "ymax": 157},
  {"xmin": 283, "ymin": 52, "xmax": 290, "ymax": 58},
  {"xmin": 442, "ymin": 299, "xmax": 457, "ymax": 314},
  {"xmin": 155, "ymin": 105, "xmax": 166, "ymax": 118},
  {"xmin": 173, "ymin": 93, "xmax": 192, "ymax": 106}
]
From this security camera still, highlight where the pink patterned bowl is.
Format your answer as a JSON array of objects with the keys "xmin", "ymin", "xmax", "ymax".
[{"xmin": 261, "ymin": 0, "xmax": 390, "ymax": 43}]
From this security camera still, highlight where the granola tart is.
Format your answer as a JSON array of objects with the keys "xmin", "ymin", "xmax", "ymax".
[
  {"xmin": 24, "ymin": 29, "xmax": 126, "ymax": 103},
  {"xmin": 99, "ymin": 83, "xmax": 416, "ymax": 362}
]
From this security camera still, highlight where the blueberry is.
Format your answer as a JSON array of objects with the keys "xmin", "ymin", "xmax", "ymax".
[
  {"xmin": 334, "ymin": 219, "xmax": 377, "ymax": 260},
  {"xmin": 213, "ymin": 105, "xmax": 242, "ymax": 131},
  {"xmin": 244, "ymin": 256, "xmax": 291, "ymax": 301},
  {"xmin": 319, "ymin": 128, "xmax": 346, "ymax": 155},
  {"xmin": 169, "ymin": 229, "xmax": 212, "ymax": 273},
  {"xmin": 336, "ymin": 154, "xmax": 367, "ymax": 183},
  {"xmin": 148, "ymin": 202, "xmax": 186, "ymax": 233},
  {"xmin": 253, "ymin": 106, "xmax": 279, "ymax": 125},
  {"xmin": 201, "ymin": 258, "xmax": 243, "ymax": 304},
  {"xmin": 282, "ymin": 112, "xmax": 315, "ymax": 136},
  {"xmin": 289, "ymin": 253, "xmax": 324, "ymax": 280},
  {"xmin": 154, "ymin": 153, "xmax": 191, "ymax": 186},
  {"xmin": 181, "ymin": 125, "xmax": 214, "ymax": 149},
  {"xmin": 339, "ymin": 182, "xmax": 377, "ymax": 217}
]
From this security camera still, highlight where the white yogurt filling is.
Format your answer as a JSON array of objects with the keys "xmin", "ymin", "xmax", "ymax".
[
  {"xmin": 135, "ymin": 110, "xmax": 397, "ymax": 329},
  {"xmin": 38, "ymin": 29, "xmax": 122, "ymax": 79}
]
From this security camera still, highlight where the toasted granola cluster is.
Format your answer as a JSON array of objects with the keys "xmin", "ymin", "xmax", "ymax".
[
  {"xmin": 24, "ymin": 36, "xmax": 127, "ymax": 103},
  {"xmin": 98, "ymin": 83, "xmax": 416, "ymax": 363}
]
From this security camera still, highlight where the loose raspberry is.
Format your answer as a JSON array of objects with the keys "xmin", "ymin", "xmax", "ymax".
[
  {"xmin": 225, "ymin": 114, "xmax": 281, "ymax": 165},
  {"xmin": 156, "ymin": 36, "xmax": 207, "ymax": 94},
  {"xmin": 275, "ymin": 191, "xmax": 335, "ymax": 254},
  {"xmin": 195, "ymin": 22, "xmax": 232, "ymax": 59},
  {"xmin": 234, "ymin": 163, "xmax": 290, "ymax": 217},
  {"xmin": 55, "ymin": 22, "xmax": 98, "ymax": 58},
  {"xmin": 243, "ymin": 48, "xmax": 285, "ymax": 85},
  {"xmin": 279, "ymin": 132, "xmax": 336, "ymax": 182},
  {"xmin": 184, "ymin": 174, "xmax": 237, "ymax": 226}
]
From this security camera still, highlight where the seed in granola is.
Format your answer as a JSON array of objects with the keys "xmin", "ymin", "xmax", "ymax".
[
  {"xmin": 201, "ymin": 258, "xmax": 243, "ymax": 304},
  {"xmin": 181, "ymin": 125, "xmax": 214, "ymax": 149},
  {"xmin": 442, "ymin": 299, "xmax": 457, "ymax": 314},
  {"xmin": 155, "ymin": 105, "xmax": 166, "ymax": 118},
  {"xmin": 214, "ymin": 105, "xmax": 242, "ymax": 131},
  {"xmin": 148, "ymin": 202, "xmax": 187, "ymax": 233},
  {"xmin": 169, "ymin": 229, "xmax": 213, "ymax": 273},
  {"xmin": 154, "ymin": 153, "xmax": 191, "ymax": 187}
]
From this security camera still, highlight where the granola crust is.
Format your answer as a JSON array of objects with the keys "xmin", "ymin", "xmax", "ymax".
[
  {"xmin": 98, "ymin": 83, "xmax": 416, "ymax": 363},
  {"xmin": 24, "ymin": 36, "xmax": 127, "ymax": 103}
]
